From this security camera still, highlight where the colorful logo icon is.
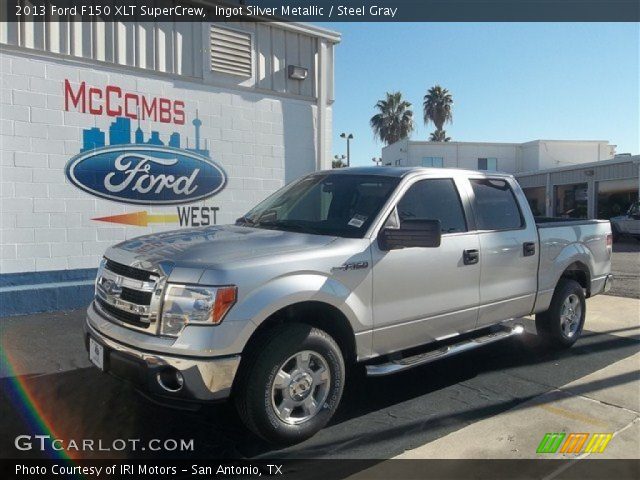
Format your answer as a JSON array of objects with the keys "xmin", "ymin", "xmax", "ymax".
[
  {"xmin": 536, "ymin": 432, "xmax": 613, "ymax": 454},
  {"xmin": 65, "ymin": 115, "xmax": 226, "ymax": 205}
]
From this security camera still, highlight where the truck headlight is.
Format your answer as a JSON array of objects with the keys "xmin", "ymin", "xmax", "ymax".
[
  {"xmin": 160, "ymin": 284, "xmax": 237, "ymax": 336},
  {"xmin": 95, "ymin": 258, "xmax": 107, "ymax": 295}
]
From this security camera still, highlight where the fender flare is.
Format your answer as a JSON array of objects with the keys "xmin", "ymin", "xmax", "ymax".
[
  {"xmin": 550, "ymin": 243, "xmax": 593, "ymax": 293},
  {"xmin": 231, "ymin": 272, "xmax": 365, "ymax": 331}
]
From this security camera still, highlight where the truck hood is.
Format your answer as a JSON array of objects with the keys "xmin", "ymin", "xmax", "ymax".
[{"xmin": 105, "ymin": 224, "xmax": 338, "ymax": 272}]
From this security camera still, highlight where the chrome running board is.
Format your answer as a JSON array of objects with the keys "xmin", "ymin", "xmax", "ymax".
[{"xmin": 366, "ymin": 324, "xmax": 524, "ymax": 377}]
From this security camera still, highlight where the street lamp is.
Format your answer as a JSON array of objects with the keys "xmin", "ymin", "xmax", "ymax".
[
  {"xmin": 340, "ymin": 133, "xmax": 353, "ymax": 167},
  {"xmin": 372, "ymin": 157, "xmax": 382, "ymax": 166}
]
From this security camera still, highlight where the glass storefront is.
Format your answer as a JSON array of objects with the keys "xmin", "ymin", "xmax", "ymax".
[
  {"xmin": 597, "ymin": 178, "xmax": 639, "ymax": 219},
  {"xmin": 517, "ymin": 161, "xmax": 639, "ymax": 221},
  {"xmin": 554, "ymin": 183, "xmax": 588, "ymax": 218},
  {"xmin": 523, "ymin": 186, "xmax": 546, "ymax": 216}
]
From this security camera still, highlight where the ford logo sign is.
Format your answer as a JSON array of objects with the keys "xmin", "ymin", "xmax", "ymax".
[{"xmin": 65, "ymin": 145, "xmax": 227, "ymax": 205}]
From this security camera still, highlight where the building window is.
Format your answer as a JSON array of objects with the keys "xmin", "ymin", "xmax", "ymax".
[
  {"xmin": 478, "ymin": 158, "xmax": 497, "ymax": 171},
  {"xmin": 421, "ymin": 156, "xmax": 444, "ymax": 168},
  {"xmin": 395, "ymin": 159, "xmax": 402, "ymax": 166},
  {"xmin": 596, "ymin": 178, "xmax": 639, "ymax": 219},
  {"xmin": 555, "ymin": 183, "xmax": 588, "ymax": 219},
  {"xmin": 470, "ymin": 179, "xmax": 524, "ymax": 230},
  {"xmin": 210, "ymin": 26, "xmax": 252, "ymax": 77},
  {"xmin": 523, "ymin": 186, "xmax": 547, "ymax": 217}
]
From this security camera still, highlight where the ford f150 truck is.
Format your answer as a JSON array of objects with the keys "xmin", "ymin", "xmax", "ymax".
[{"xmin": 85, "ymin": 167, "xmax": 613, "ymax": 444}]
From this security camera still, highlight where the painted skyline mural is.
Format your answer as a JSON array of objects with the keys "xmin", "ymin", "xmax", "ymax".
[{"xmin": 81, "ymin": 112, "xmax": 210, "ymax": 158}]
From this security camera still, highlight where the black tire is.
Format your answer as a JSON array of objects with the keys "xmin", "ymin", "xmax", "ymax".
[
  {"xmin": 535, "ymin": 278, "xmax": 586, "ymax": 348},
  {"xmin": 234, "ymin": 323, "xmax": 345, "ymax": 445}
]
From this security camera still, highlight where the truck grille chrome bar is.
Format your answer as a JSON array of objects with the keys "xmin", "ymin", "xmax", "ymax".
[
  {"xmin": 95, "ymin": 258, "xmax": 166, "ymax": 335},
  {"xmin": 105, "ymin": 259, "xmax": 154, "ymax": 281}
]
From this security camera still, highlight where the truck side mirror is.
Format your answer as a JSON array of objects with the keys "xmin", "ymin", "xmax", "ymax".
[{"xmin": 378, "ymin": 219, "xmax": 442, "ymax": 250}]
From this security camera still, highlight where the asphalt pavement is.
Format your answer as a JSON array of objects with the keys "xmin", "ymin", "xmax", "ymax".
[
  {"xmin": 1, "ymin": 295, "xmax": 638, "ymax": 461},
  {"xmin": 607, "ymin": 238, "xmax": 640, "ymax": 299}
]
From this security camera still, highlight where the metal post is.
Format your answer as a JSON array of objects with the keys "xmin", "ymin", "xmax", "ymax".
[
  {"xmin": 587, "ymin": 178, "xmax": 596, "ymax": 219},
  {"xmin": 346, "ymin": 137, "xmax": 350, "ymax": 167},
  {"xmin": 546, "ymin": 173, "xmax": 553, "ymax": 217},
  {"xmin": 340, "ymin": 133, "xmax": 353, "ymax": 167}
]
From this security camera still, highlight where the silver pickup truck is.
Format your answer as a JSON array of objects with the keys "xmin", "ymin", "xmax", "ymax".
[{"xmin": 85, "ymin": 167, "xmax": 613, "ymax": 444}]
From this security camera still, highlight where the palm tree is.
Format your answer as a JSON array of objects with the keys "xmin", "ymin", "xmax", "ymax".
[
  {"xmin": 423, "ymin": 85, "xmax": 453, "ymax": 142},
  {"xmin": 332, "ymin": 157, "xmax": 347, "ymax": 169},
  {"xmin": 370, "ymin": 92, "xmax": 414, "ymax": 145},
  {"xmin": 429, "ymin": 130, "xmax": 451, "ymax": 142}
]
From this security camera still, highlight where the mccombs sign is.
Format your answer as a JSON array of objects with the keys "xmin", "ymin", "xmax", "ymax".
[{"xmin": 63, "ymin": 80, "xmax": 227, "ymax": 226}]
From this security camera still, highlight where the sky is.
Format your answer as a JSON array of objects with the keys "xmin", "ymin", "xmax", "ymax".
[{"xmin": 317, "ymin": 23, "xmax": 639, "ymax": 167}]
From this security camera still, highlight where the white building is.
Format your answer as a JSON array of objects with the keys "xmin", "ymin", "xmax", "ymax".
[
  {"xmin": 382, "ymin": 139, "xmax": 617, "ymax": 173},
  {"xmin": 382, "ymin": 139, "xmax": 638, "ymax": 221},
  {"xmin": 0, "ymin": 3, "xmax": 339, "ymax": 315}
]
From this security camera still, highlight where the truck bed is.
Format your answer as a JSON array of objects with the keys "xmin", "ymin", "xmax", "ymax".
[
  {"xmin": 535, "ymin": 217, "xmax": 611, "ymax": 228},
  {"xmin": 534, "ymin": 218, "xmax": 612, "ymax": 313}
]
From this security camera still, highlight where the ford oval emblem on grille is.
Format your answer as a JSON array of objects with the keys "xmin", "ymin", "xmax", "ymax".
[{"xmin": 65, "ymin": 145, "xmax": 227, "ymax": 205}]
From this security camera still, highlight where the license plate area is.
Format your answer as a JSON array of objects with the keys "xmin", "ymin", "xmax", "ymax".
[{"xmin": 89, "ymin": 337, "xmax": 105, "ymax": 371}]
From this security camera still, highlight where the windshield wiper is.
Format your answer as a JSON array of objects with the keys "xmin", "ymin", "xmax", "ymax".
[
  {"xmin": 235, "ymin": 215, "xmax": 255, "ymax": 226},
  {"xmin": 256, "ymin": 220, "xmax": 323, "ymax": 235}
]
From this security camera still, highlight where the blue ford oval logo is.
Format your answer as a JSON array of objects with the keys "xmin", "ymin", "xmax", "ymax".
[{"xmin": 65, "ymin": 145, "xmax": 227, "ymax": 205}]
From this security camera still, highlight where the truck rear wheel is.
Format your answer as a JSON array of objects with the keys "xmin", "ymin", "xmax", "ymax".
[
  {"xmin": 234, "ymin": 323, "xmax": 345, "ymax": 445},
  {"xmin": 535, "ymin": 278, "xmax": 586, "ymax": 348}
]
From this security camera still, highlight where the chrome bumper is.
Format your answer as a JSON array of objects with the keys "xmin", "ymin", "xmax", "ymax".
[{"xmin": 84, "ymin": 319, "xmax": 240, "ymax": 402}]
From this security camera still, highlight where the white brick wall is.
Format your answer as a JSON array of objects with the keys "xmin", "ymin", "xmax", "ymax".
[{"xmin": 0, "ymin": 50, "xmax": 323, "ymax": 274}]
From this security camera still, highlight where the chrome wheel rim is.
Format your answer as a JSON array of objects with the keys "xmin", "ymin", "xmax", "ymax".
[
  {"xmin": 270, "ymin": 350, "xmax": 331, "ymax": 425},
  {"xmin": 560, "ymin": 294, "xmax": 582, "ymax": 338}
]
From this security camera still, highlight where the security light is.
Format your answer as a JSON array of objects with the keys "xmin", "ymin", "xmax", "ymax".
[{"xmin": 288, "ymin": 65, "xmax": 308, "ymax": 80}]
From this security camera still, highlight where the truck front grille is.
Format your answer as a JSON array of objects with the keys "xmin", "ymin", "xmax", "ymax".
[
  {"xmin": 105, "ymin": 259, "xmax": 153, "ymax": 281},
  {"xmin": 95, "ymin": 259, "xmax": 164, "ymax": 335},
  {"xmin": 119, "ymin": 287, "xmax": 153, "ymax": 305},
  {"xmin": 96, "ymin": 298, "xmax": 147, "ymax": 328}
]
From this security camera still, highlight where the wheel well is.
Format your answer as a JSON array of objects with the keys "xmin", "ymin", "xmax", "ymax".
[
  {"xmin": 242, "ymin": 301, "xmax": 357, "ymax": 365},
  {"xmin": 560, "ymin": 262, "xmax": 591, "ymax": 296}
]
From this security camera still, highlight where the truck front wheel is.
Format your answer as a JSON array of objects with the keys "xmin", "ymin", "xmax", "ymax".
[
  {"xmin": 535, "ymin": 278, "xmax": 586, "ymax": 348},
  {"xmin": 234, "ymin": 323, "xmax": 345, "ymax": 445}
]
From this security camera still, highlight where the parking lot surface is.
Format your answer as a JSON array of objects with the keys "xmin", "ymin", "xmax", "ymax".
[
  {"xmin": 608, "ymin": 239, "xmax": 640, "ymax": 299},
  {"xmin": 1, "ymin": 294, "xmax": 638, "ymax": 462}
]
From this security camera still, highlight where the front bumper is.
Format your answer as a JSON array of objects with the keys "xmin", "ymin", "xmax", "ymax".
[{"xmin": 84, "ymin": 319, "xmax": 240, "ymax": 404}]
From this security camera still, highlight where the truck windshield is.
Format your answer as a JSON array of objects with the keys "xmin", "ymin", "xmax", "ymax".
[{"xmin": 237, "ymin": 173, "xmax": 400, "ymax": 238}]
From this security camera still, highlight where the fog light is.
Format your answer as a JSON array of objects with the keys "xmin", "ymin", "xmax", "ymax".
[{"xmin": 156, "ymin": 368, "xmax": 184, "ymax": 392}]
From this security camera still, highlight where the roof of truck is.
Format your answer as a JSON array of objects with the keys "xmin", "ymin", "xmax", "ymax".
[{"xmin": 317, "ymin": 166, "xmax": 513, "ymax": 178}]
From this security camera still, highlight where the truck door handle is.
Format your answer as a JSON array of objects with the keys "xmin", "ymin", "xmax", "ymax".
[
  {"xmin": 523, "ymin": 242, "xmax": 536, "ymax": 256},
  {"xmin": 463, "ymin": 249, "xmax": 479, "ymax": 265}
]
